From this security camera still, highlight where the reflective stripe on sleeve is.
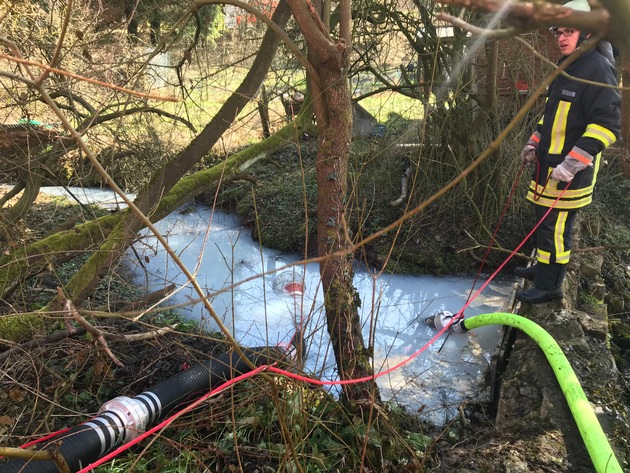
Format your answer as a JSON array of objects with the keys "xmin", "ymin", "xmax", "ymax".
[
  {"xmin": 584, "ymin": 123, "xmax": 617, "ymax": 147},
  {"xmin": 568, "ymin": 146, "xmax": 593, "ymax": 166}
]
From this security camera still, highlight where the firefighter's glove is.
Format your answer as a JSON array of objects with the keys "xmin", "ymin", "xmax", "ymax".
[
  {"xmin": 520, "ymin": 144, "xmax": 537, "ymax": 165},
  {"xmin": 551, "ymin": 162, "xmax": 574, "ymax": 182}
]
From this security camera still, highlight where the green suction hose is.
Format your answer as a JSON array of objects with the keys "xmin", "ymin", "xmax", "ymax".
[{"xmin": 462, "ymin": 312, "xmax": 622, "ymax": 473}]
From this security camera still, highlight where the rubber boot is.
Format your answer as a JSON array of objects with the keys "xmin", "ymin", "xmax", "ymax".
[
  {"xmin": 514, "ymin": 264, "xmax": 537, "ymax": 281},
  {"xmin": 515, "ymin": 263, "xmax": 566, "ymax": 304}
]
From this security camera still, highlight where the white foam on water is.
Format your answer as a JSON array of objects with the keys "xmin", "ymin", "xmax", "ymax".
[
  {"xmin": 37, "ymin": 188, "xmax": 515, "ymax": 424},
  {"xmin": 125, "ymin": 202, "xmax": 515, "ymax": 424}
]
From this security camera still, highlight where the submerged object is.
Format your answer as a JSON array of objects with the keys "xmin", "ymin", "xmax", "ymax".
[
  {"xmin": 272, "ymin": 270, "xmax": 305, "ymax": 296},
  {"xmin": 424, "ymin": 310, "xmax": 466, "ymax": 333}
]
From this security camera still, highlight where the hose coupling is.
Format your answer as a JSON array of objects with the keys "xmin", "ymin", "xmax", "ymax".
[
  {"xmin": 99, "ymin": 396, "xmax": 151, "ymax": 442},
  {"xmin": 424, "ymin": 310, "xmax": 468, "ymax": 333}
]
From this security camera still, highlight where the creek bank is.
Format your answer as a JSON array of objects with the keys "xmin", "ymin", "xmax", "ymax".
[
  {"xmin": 434, "ymin": 214, "xmax": 630, "ymax": 472},
  {"xmin": 3, "ymin": 146, "xmax": 630, "ymax": 471},
  {"xmin": 209, "ymin": 141, "xmax": 630, "ymax": 471},
  {"xmin": 208, "ymin": 139, "xmax": 512, "ymax": 276}
]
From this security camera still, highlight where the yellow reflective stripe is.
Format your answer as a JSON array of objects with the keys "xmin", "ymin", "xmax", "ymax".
[
  {"xmin": 528, "ymin": 181, "xmax": 593, "ymax": 199},
  {"xmin": 537, "ymin": 249, "xmax": 551, "ymax": 264},
  {"xmin": 584, "ymin": 123, "xmax": 617, "ymax": 147},
  {"xmin": 549, "ymin": 101, "xmax": 571, "ymax": 154},
  {"xmin": 554, "ymin": 211, "xmax": 568, "ymax": 260},
  {"xmin": 592, "ymin": 150, "xmax": 602, "ymax": 181},
  {"xmin": 556, "ymin": 251, "xmax": 571, "ymax": 264},
  {"xmin": 526, "ymin": 182, "xmax": 593, "ymax": 208},
  {"xmin": 526, "ymin": 192, "xmax": 593, "ymax": 209}
]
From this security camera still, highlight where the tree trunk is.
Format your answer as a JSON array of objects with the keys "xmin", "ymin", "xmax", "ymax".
[
  {"xmin": 258, "ymin": 84, "xmax": 271, "ymax": 138},
  {"xmin": 287, "ymin": 0, "xmax": 380, "ymax": 403},
  {"xmin": 0, "ymin": 118, "xmax": 307, "ymax": 301}
]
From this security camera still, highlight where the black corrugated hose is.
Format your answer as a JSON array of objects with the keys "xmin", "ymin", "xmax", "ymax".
[{"xmin": 0, "ymin": 346, "xmax": 284, "ymax": 473}]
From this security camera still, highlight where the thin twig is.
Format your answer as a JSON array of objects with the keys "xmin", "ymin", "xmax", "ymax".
[
  {"xmin": 58, "ymin": 287, "xmax": 124, "ymax": 367},
  {"xmin": 0, "ymin": 51, "xmax": 178, "ymax": 103}
]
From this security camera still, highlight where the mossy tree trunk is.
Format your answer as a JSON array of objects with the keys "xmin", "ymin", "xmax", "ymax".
[
  {"xmin": 0, "ymin": 118, "xmax": 306, "ymax": 300},
  {"xmin": 287, "ymin": 0, "xmax": 380, "ymax": 404}
]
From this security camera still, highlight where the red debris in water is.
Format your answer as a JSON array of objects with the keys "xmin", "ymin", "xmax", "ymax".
[{"xmin": 284, "ymin": 282, "xmax": 304, "ymax": 295}]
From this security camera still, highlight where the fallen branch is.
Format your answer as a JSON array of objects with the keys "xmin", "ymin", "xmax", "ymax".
[
  {"xmin": 0, "ymin": 446, "xmax": 70, "ymax": 473},
  {"xmin": 109, "ymin": 325, "xmax": 178, "ymax": 342},
  {"xmin": 114, "ymin": 283, "xmax": 176, "ymax": 312},
  {"xmin": 59, "ymin": 287, "xmax": 124, "ymax": 367},
  {"xmin": 57, "ymin": 287, "xmax": 180, "ymax": 367},
  {"xmin": 0, "ymin": 326, "xmax": 87, "ymax": 364}
]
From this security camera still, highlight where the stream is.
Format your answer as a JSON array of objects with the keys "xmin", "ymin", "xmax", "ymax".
[{"xmin": 41, "ymin": 187, "xmax": 516, "ymax": 425}]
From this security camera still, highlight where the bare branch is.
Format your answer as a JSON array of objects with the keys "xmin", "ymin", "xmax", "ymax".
[
  {"xmin": 193, "ymin": 0, "xmax": 319, "ymax": 82},
  {"xmin": 79, "ymin": 107, "xmax": 197, "ymax": 133},
  {"xmin": 36, "ymin": 0, "xmax": 72, "ymax": 85},
  {"xmin": 48, "ymin": 89, "xmax": 97, "ymax": 115},
  {"xmin": 58, "ymin": 287, "xmax": 124, "ymax": 367},
  {"xmin": 0, "ymin": 47, "xmax": 178, "ymax": 103},
  {"xmin": 435, "ymin": 12, "xmax": 523, "ymax": 39},
  {"xmin": 435, "ymin": 0, "xmax": 611, "ymax": 35}
]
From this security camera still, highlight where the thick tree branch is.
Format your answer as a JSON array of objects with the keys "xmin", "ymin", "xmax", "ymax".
[
  {"xmin": 286, "ymin": 0, "xmax": 336, "ymax": 59},
  {"xmin": 0, "ymin": 447, "xmax": 69, "ymax": 473},
  {"xmin": 436, "ymin": 0, "xmax": 608, "ymax": 29}
]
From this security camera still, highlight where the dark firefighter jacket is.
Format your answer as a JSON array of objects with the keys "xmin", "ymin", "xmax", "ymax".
[{"xmin": 525, "ymin": 42, "xmax": 621, "ymax": 209}]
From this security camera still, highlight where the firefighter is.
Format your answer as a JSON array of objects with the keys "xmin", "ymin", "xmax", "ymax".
[{"xmin": 514, "ymin": 0, "xmax": 621, "ymax": 304}]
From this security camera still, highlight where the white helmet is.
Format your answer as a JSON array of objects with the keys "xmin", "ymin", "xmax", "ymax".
[{"xmin": 563, "ymin": 0, "xmax": 591, "ymax": 12}]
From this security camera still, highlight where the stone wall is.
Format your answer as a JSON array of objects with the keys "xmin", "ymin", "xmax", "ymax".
[{"xmin": 494, "ymin": 216, "xmax": 629, "ymax": 472}]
